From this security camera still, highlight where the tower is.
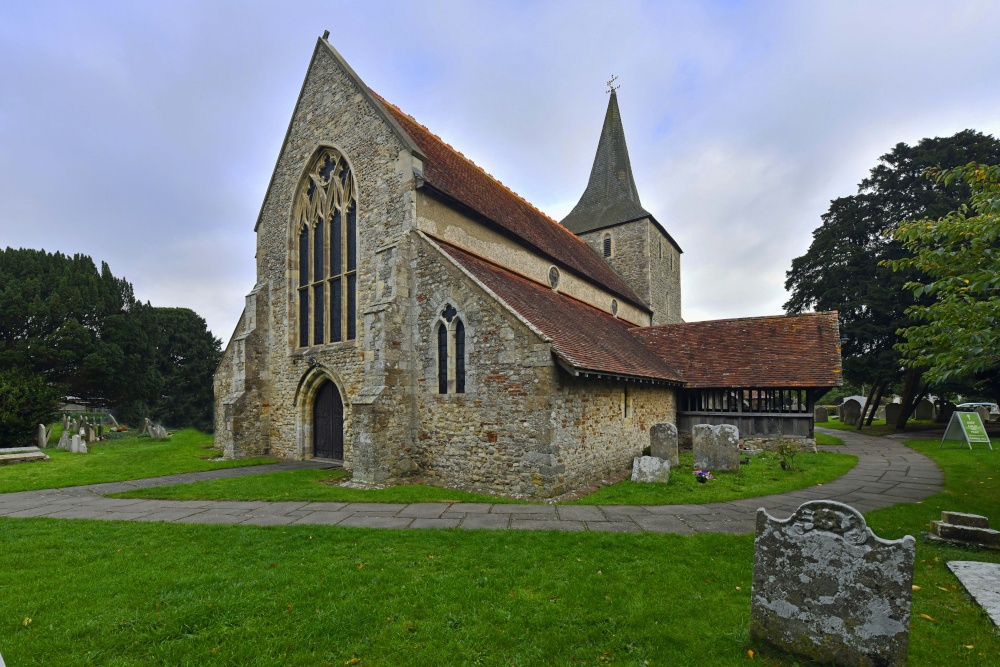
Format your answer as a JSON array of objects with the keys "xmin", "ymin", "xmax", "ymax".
[{"xmin": 561, "ymin": 89, "xmax": 681, "ymax": 325}]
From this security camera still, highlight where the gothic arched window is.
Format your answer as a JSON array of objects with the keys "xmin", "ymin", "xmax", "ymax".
[
  {"xmin": 436, "ymin": 304, "xmax": 466, "ymax": 395},
  {"xmin": 294, "ymin": 148, "xmax": 358, "ymax": 348}
]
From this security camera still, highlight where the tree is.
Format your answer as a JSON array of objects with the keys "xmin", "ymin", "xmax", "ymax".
[
  {"xmin": 0, "ymin": 368, "xmax": 60, "ymax": 448},
  {"xmin": 785, "ymin": 130, "xmax": 1000, "ymax": 428},
  {"xmin": 151, "ymin": 307, "xmax": 222, "ymax": 432},
  {"xmin": 888, "ymin": 163, "xmax": 1000, "ymax": 387}
]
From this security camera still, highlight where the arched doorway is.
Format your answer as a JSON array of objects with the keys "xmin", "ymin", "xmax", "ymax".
[{"xmin": 313, "ymin": 381, "xmax": 344, "ymax": 459}]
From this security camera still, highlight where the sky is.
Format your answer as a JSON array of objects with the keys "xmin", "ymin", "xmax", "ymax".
[{"xmin": 4, "ymin": 1, "xmax": 1000, "ymax": 340}]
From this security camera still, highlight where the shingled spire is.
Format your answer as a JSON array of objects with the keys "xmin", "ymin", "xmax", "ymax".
[{"xmin": 560, "ymin": 90, "xmax": 652, "ymax": 234}]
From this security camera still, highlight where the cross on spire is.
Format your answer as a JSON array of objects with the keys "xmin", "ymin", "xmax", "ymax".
[{"xmin": 605, "ymin": 75, "xmax": 620, "ymax": 95}]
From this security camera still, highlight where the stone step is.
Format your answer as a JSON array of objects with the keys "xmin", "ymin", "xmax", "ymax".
[
  {"xmin": 930, "ymin": 521, "xmax": 1000, "ymax": 549},
  {"xmin": 941, "ymin": 511, "xmax": 990, "ymax": 528},
  {"xmin": 0, "ymin": 451, "xmax": 50, "ymax": 465}
]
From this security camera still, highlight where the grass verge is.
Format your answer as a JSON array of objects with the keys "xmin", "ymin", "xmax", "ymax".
[
  {"xmin": 1, "ymin": 439, "xmax": 998, "ymax": 665},
  {"xmin": 0, "ymin": 430, "xmax": 275, "ymax": 494},
  {"xmin": 815, "ymin": 432, "xmax": 844, "ymax": 446},
  {"xmin": 817, "ymin": 418, "xmax": 938, "ymax": 436}
]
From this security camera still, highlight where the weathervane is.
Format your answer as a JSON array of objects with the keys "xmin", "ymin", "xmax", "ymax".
[{"xmin": 605, "ymin": 75, "xmax": 620, "ymax": 94}]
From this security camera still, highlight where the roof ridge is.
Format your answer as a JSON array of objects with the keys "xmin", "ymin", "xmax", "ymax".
[
  {"xmin": 633, "ymin": 311, "xmax": 838, "ymax": 332},
  {"xmin": 368, "ymin": 89, "xmax": 622, "ymax": 266}
]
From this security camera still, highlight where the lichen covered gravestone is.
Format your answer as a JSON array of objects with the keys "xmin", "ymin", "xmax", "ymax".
[
  {"xmin": 649, "ymin": 422, "xmax": 678, "ymax": 467},
  {"xmin": 841, "ymin": 399, "xmax": 861, "ymax": 426},
  {"xmin": 692, "ymin": 424, "xmax": 739, "ymax": 473},
  {"xmin": 751, "ymin": 500, "xmax": 915, "ymax": 667},
  {"xmin": 813, "ymin": 406, "xmax": 829, "ymax": 423},
  {"xmin": 630, "ymin": 456, "xmax": 670, "ymax": 483}
]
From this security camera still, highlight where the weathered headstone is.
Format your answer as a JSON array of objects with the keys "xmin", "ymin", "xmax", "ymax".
[
  {"xmin": 37, "ymin": 424, "xmax": 50, "ymax": 449},
  {"xmin": 884, "ymin": 402, "xmax": 901, "ymax": 425},
  {"xmin": 649, "ymin": 422, "xmax": 679, "ymax": 467},
  {"xmin": 813, "ymin": 406, "xmax": 829, "ymax": 423},
  {"xmin": 914, "ymin": 398, "xmax": 935, "ymax": 421},
  {"xmin": 57, "ymin": 432, "xmax": 70, "ymax": 450},
  {"xmin": 751, "ymin": 500, "xmax": 915, "ymax": 667},
  {"xmin": 875, "ymin": 405, "xmax": 886, "ymax": 420},
  {"xmin": 841, "ymin": 399, "xmax": 862, "ymax": 426},
  {"xmin": 69, "ymin": 434, "xmax": 88, "ymax": 454},
  {"xmin": 630, "ymin": 456, "xmax": 670, "ymax": 483},
  {"xmin": 62, "ymin": 414, "xmax": 70, "ymax": 430},
  {"xmin": 85, "ymin": 424, "xmax": 96, "ymax": 443},
  {"xmin": 692, "ymin": 424, "xmax": 740, "ymax": 473},
  {"xmin": 976, "ymin": 406, "xmax": 991, "ymax": 424}
]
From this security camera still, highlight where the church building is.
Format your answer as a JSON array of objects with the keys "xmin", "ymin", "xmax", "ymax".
[{"xmin": 214, "ymin": 35, "xmax": 842, "ymax": 498}]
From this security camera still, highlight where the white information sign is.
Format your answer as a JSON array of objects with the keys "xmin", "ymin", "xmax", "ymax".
[{"xmin": 940, "ymin": 410, "xmax": 993, "ymax": 450}]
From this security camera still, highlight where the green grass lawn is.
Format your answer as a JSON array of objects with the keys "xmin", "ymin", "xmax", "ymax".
[
  {"xmin": 817, "ymin": 418, "xmax": 938, "ymax": 436},
  {"xmin": 814, "ymin": 432, "xmax": 844, "ymax": 446},
  {"xmin": 567, "ymin": 450, "xmax": 856, "ymax": 505},
  {"xmin": 112, "ymin": 468, "xmax": 524, "ymax": 504},
  {"xmin": 110, "ymin": 449, "xmax": 857, "ymax": 506},
  {"xmin": 2, "ymin": 437, "xmax": 998, "ymax": 666},
  {"xmin": 0, "ymin": 430, "xmax": 275, "ymax": 494}
]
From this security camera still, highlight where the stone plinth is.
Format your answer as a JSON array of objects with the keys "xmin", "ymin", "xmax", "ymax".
[
  {"xmin": 649, "ymin": 422, "xmax": 678, "ymax": 467},
  {"xmin": 631, "ymin": 456, "xmax": 669, "ymax": 484},
  {"xmin": 751, "ymin": 500, "xmax": 915, "ymax": 667},
  {"xmin": 692, "ymin": 424, "xmax": 739, "ymax": 473}
]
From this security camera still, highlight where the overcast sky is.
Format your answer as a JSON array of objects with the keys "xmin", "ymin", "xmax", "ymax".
[{"xmin": 4, "ymin": 1, "xmax": 1000, "ymax": 340}]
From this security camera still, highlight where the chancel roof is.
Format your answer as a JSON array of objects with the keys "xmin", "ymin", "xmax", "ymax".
[
  {"xmin": 434, "ymin": 239, "xmax": 683, "ymax": 384},
  {"xmin": 373, "ymin": 92, "xmax": 648, "ymax": 311},
  {"xmin": 632, "ymin": 313, "xmax": 843, "ymax": 389}
]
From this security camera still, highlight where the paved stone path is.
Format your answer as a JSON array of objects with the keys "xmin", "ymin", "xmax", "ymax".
[{"xmin": 0, "ymin": 428, "xmax": 943, "ymax": 533}]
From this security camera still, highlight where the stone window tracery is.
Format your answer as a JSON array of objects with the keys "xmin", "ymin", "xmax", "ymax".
[
  {"xmin": 436, "ymin": 304, "xmax": 466, "ymax": 395},
  {"xmin": 294, "ymin": 148, "xmax": 357, "ymax": 347}
]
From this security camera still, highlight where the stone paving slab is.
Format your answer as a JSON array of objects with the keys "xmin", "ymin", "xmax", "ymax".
[{"xmin": 0, "ymin": 427, "xmax": 944, "ymax": 534}]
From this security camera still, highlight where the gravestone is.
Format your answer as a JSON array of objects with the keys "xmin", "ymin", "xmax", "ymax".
[
  {"xmin": 692, "ymin": 424, "xmax": 740, "ymax": 473},
  {"xmin": 841, "ymin": 399, "xmax": 861, "ymax": 426},
  {"xmin": 141, "ymin": 418, "xmax": 153, "ymax": 435},
  {"xmin": 650, "ymin": 422, "xmax": 679, "ymax": 467},
  {"xmin": 57, "ymin": 432, "xmax": 70, "ymax": 450},
  {"xmin": 62, "ymin": 414, "xmax": 70, "ymax": 430},
  {"xmin": 751, "ymin": 500, "xmax": 915, "ymax": 667},
  {"xmin": 884, "ymin": 402, "xmax": 901, "ymax": 425},
  {"xmin": 631, "ymin": 456, "xmax": 670, "ymax": 483},
  {"xmin": 69, "ymin": 435, "xmax": 88, "ymax": 454},
  {"xmin": 813, "ymin": 406, "xmax": 829, "ymax": 423},
  {"xmin": 976, "ymin": 406, "xmax": 991, "ymax": 424},
  {"xmin": 875, "ymin": 405, "xmax": 886, "ymax": 420},
  {"xmin": 36, "ymin": 424, "xmax": 50, "ymax": 449},
  {"xmin": 914, "ymin": 399, "xmax": 935, "ymax": 421}
]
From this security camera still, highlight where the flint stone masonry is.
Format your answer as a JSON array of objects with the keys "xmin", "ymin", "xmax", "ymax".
[
  {"xmin": 813, "ymin": 406, "xmax": 828, "ymax": 423},
  {"xmin": 650, "ymin": 422, "xmax": 678, "ymax": 467},
  {"xmin": 631, "ymin": 456, "xmax": 669, "ymax": 483},
  {"xmin": 692, "ymin": 424, "xmax": 739, "ymax": 473},
  {"xmin": 751, "ymin": 500, "xmax": 915, "ymax": 667},
  {"xmin": 841, "ymin": 399, "xmax": 861, "ymax": 426}
]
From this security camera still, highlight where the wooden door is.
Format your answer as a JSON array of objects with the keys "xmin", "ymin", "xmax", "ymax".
[{"xmin": 313, "ymin": 381, "xmax": 344, "ymax": 459}]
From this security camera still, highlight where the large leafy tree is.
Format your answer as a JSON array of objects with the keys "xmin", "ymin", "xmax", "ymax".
[
  {"xmin": 785, "ymin": 130, "xmax": 1000, "ymax": 428},
  {"xmin": 151, "ymin": 307, "xmax": 222, "ymax": 432},
  {"xmin": 888, "ymin": 163, "xmax": 1000, "ymax": 387},
  {"xmin": 0, "ymin": 368, "xmax": 60, "ymax": 448}
]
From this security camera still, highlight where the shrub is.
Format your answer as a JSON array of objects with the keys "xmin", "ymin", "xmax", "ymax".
[{"xmin": 0, "ymin": 368, "xmax": 60, "ymax": 448}]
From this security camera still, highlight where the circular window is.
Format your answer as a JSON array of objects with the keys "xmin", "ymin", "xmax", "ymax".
[
  {"xmin": 548, "ymin": 266, "xmax": 560, "ymax": 289},
  {"xmin": 611, "ymin": 299, "xmax": 619, "ymax": 316}
]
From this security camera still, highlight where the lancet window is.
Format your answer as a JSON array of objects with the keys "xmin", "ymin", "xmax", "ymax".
[
  {"xmin": 295, "ymin": 148, "xmax": 358, "ymax": 347},
  {"xmin": 436, "ymin": 304, "xmax": 466, "ymax": 394}
]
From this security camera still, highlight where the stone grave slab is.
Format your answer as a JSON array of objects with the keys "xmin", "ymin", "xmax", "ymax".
[
  {"xmin": 692, "ymin": 424, "xmax": 739, "ymax": 473},
  {"xmin": 649, "ymin": 422, "xmax": 678, "ymax": 467},
  {"xmin": 630, "ymin": 456, "xmax": 669, "ymax": 483},
  {"xmin": 947, "ymin": 561, "xmax": 1000, "ymax": 628},
  {"xmin": 751, "ymin": 500, "xmax": 915, "ymax": 667}
]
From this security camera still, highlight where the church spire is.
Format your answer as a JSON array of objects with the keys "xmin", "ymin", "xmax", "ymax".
[{"xmin": 560, "ymin": 88, "xmax": 651, "ymax": 234}]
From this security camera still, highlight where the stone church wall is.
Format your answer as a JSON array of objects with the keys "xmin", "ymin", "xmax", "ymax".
[
  {"xmin": 549, "ymin": 376, "xmax": 676, "ymax": 492},
  {"xmin": 217, "ymin": 41, "xmax": 419, "ymax": 467},
  {"xmin": 411, "ymin": 235, "xmax": 559, "ymax": 498}
]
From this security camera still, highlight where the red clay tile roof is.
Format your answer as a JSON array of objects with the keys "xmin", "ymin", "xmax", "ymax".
[
  {"xmin": 373, "ymin": 92, "xmax": 647, "ymax": 311},
  {"xmin": 435, "ymin": 239, "xmax": 683, "ymax": 383},
  {"xmin": 633, "ymin": 313, "xmax": 842, "ymax": 388}
]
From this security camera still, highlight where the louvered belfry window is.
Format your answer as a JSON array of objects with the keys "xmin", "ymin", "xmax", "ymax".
[{"xmin": 295, "ymin": 148, "xmax": 358, "ymax": 347}]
